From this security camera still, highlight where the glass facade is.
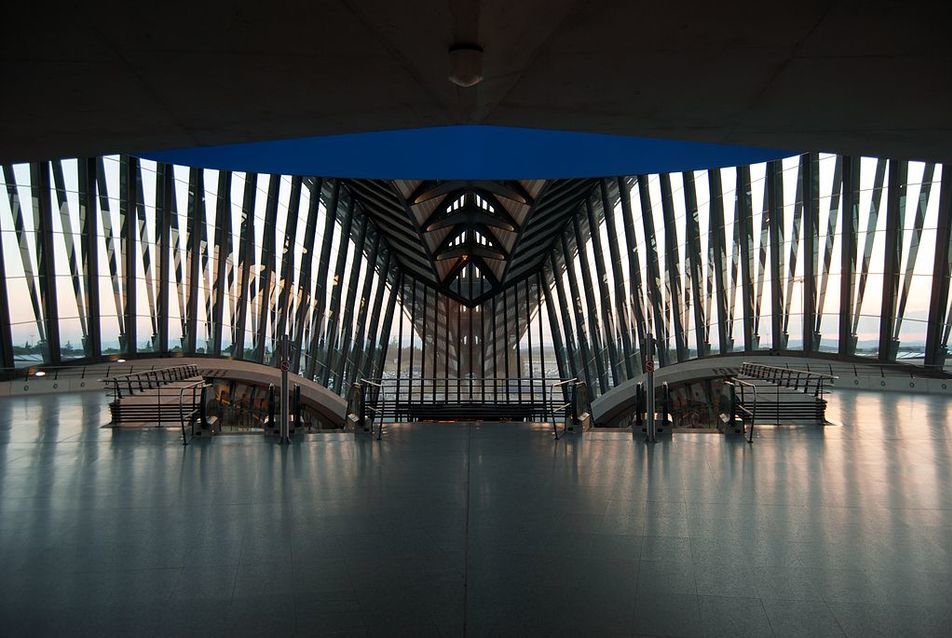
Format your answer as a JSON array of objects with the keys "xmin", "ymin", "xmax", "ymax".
[{"xmin": 2, "ymin": 153, "xmax": 950, "ymax": 399}]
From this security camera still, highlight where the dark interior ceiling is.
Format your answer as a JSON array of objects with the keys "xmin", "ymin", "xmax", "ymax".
[
  {"xmin": 3, "ymin": 0, "xmax": 952, "ymax": 164},
  {"xmin": 344, "ymin": 178, "xmax": 598, "ymax": 302}
]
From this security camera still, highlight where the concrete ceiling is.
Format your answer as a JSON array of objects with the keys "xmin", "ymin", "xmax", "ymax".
[{"xmin": 3, "ymin": 0, "xmax": 951, "ymax": 164}]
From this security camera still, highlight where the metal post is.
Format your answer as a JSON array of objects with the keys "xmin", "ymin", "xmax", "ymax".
[
  {"xmin": 633, "ymin": 382, "xmax": 643, "ymax": 439},
  {"xmin": 280, "ymin": 334, "xmax": 290, "ymax": 443},
  {"xmin": 267, "ymin": 384, "xmax": 276, "ymax": 432},
  {"xmin": 645, "ymin": 334, "xmax": 656, "ymax": 443},
  {"xmin": 660, "ymin": 382, "xmax": 669, "ymax": 431},
  {"xmin": 293, "ymin": 384, "xmax": 302, "ymax": 429}
]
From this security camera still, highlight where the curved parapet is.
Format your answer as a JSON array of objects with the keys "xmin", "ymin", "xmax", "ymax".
[
  {"xmin": 0, "ymin": 357, "xmax": 347, "ymax": 427},
  {"xmin": 592, "ymin": 354, "xmax": 952, "ymax": 426}
]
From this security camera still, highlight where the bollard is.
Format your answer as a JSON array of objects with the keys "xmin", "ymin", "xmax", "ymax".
[
  {"xmin": 292, "ymin": 384, "xmax": 301, "ymax": 431},
  {"xmin": 660, "ymin": 382, "xmax": 669, "ymax": 433},
  {"xmin": 634, "ymin": 383, "xmax": 644, "ymax": 437},
  {"xmin": 646, "ymin": 378, "xmax": 656, "ymax": 442},
  {"xmin": 267, "ymin": 384, "xmax": 276, "ymax": 434},
  {"xmin": 645, "ymin": 334, "xmax": 656, "ymax": 443}
]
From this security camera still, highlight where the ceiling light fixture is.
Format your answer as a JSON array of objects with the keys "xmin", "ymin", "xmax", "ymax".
[{"xmin": 448, "ymin": 43, "xmax": 483, "ymax": 88}]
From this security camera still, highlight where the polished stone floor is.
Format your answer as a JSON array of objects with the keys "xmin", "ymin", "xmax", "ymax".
[{"xmin": 0, "ymin": 389, "xmax": 951, "ymax": 636}]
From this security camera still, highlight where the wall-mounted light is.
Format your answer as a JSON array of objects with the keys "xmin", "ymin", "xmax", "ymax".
[
  {"xmin": 117, "ymin": 358, "xmax": 126, "ymax": 363},
  {"xmin": 33, "ymin": 370, "xmax": 47, "ymax": 377},
  {"xmin": 448, "ymin": 43, "xmax": 483, "ymax": 88}
]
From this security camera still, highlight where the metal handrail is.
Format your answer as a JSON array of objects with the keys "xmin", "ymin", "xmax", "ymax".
[
  {"xmin": 726, "ymin": 379, "xmax": 758, "ymax": 443},
  {"xmin": 740, "ymin": 362, "xmax": 836, "ymax": 398},
  {"xmin": 362, "ymin": 377, "xmax": 575, "ymax": 425},
  {"xmin": 177, "ymin": 380, "xmax": 209, "ymax": 446},
  {"xmin": 101, "ymin": 365, "xmax": 200, "ymax": 400}
]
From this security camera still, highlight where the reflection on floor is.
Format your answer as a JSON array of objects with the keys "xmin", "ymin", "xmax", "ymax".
[{"xmin": 1, "ymin": 389, "xmax": 951, "ymax": 636}]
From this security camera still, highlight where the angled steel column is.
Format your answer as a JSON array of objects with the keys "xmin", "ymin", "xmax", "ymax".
[
  {"xmin": 585, "ymin": 196, "xmax": 620, "ymax": 381},
  {"xmin": 535, "ymin": 273, "xmax": 545, "ymax": 381},
  {"xmin": 802, "ymin": 153, "xmax": 820, "ymax": 352},
  {"xmin": 736, "ymin": 167, "xmax": 756, "ymax": 351},
  {"xmin": 708, "ymin": 169, "xmax": 731, "ymax": 353},
  {"xmin": 232, "ymin": 173, "xmax": 258, "ymax": 360},
  {"xmin": 879, "ymin": 160, "xmax": 907, "ymax": 361},
  {"xmin": 560, "ymin": 236, "xmax": 596, "ymax": 393},
  {"xmin": 766, "ymin": 161, "xmax": 786, "ymax": 350},
  {"xmin": 850, "ymin": 160, "xmax": 886, "ymax": 354},
  {"xmin": 0, "ymin": 208, "xmax": 11, "ymax": 367},
  {"xmin": 320, "ymin": 197, "xmax": 356, "ymax": 386},
  {"xmin": 437, "ymin": 288, "xmax": 444, "ymax": 382},
  {"xmin": 925, "ymin": 167, "xmax": 952, "ymax": 367},
  {"xmin": 33, "ymin": 162, "xmax": 60, "ymax": 363},
  {"xmin": 211, "ymin": 170, "xmax": 232, "ymax": 356},
  {"xmin": 155, "ymin": 163, "xmax": 172, "ymax": 355},
  {"xmin": 306, "ymin": 180, "xmax": 340, "ymax": 379},
  {"xmin": 291, "ymin": 178, "xmax": 323, "ymax": 370},
  {"xmin": 372, "ymin": 271, "xmax": 401, "ymax": 379},
  {"xmin": 407, "ymin": 278, "xmax": 416, "ymax": 392},
  {"xmin": 814, "ymin": 157, "xmax": 843, "ymax": 349},
  {"xmin": 541, "ymin": 269, "xmax": 570, "ymax": 386},
  {"xmin": 184, "ymin": 167, "xmax": 205, "ymax": 355},
  {"xmin": 601, "ymin": 179, "xmax": 635, "ymax": 376},
  {"xmin": 5, "ymin": 166, "xmax": 47, "ymax": 352},
  {"xmin": 502, "ymin": 284, "xmax": 510, "ymax": 377},
  {"xmin": 892, "ymin": 164, "xmax": 935, "ymax": 349},
  {"xmin": 660, "ymin": 173, "xmax": 689, "ymax": 360},
  {"xmin": 51, "ymin": 161, "xmax": 89, "ymax": 355},
  {"xmin": 573, "ymin": 213, "xmax": 608, "ymax": 392},
  {"xmin": 433, "ymin": 281, "xmax": 441, "ymax": 380},
  {"xmin": 839, "ymin": 157, "xmax": 859, "ymax": 356},
  {"xmin": 490, "ymin": 293, "xmax": 497, "ymax": 384},
  {"xmin": 513, "ymin": 279, "xmax": 522, "ymax": 378},
  {"xmin": 447, "ymin": 293, "xmax": 453, "ymax": 382},
  {"xmin": 346, "ymin": 233, "xmax": 381, "ymax": 386},
  {"xmin": 638, "ymin": 176, "xmax": 670, "ymax": 365},
  {"xmin": 80, "ymin": 158, "xmax": 102, "ymax": 357},
  {"xmin": 360, "ymin": 251, "xmax": 391, "ymax": 379},
  {"xmin": 0, "ymin": 167, "xmax": 15, "ymax": 366},
  {"xmin": 420, "ymin": 282, "xmax": 429, "ymax": 392},
  {"xmin": 331, "ymin": 210, "xmax": 367, "ymax": 388},
  {"xmin": 547, "ymin": 253, "xmax": 578, "ymax": 382},
  {"xmin": 121, "ymin": 157, "xmax": 138, "ymax": 356},
  {"xmin": 273, "ymin": 176, "xmax": 302, "ymax": 358},
  {"xmin": 617, "ymin": 176, "xmax": 648, "ymax": 368},
  {"xmin": 682, "ymin": 171, "xmax": 708, "ymax": 357},
  {"xmin": 252, "ymin": 175, "xmax": 279, "ymax": 363},
  {"xmin": 95, "ymin": 160, "xmax": 126, "ymax": 349},
  {"xmin": 525, "ymin": 279, "xmax": 533, "ymax": 382}
]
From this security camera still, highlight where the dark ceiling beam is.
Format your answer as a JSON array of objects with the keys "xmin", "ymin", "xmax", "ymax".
[
  {"xmin": 407, "ymin": 180, "xmax": 464, "ymax": 205},
  {"xmin": 439, "ymin": 257, "xmax": 468, "ymax": 287},
  {"xmin": 472, "ymin": 190, "xmax": 520, "ymax": 227},
  {"xmin": 472, "ymin": 223, "xmax": 508, "ymax": 254},
  {"xmin": 435, "ymin": 242, "xmax": 507, "ymax": 261},
  {"xmin": 419, "ymin": 188, "xmax": 467, "ymax": 229},
  {"xmin": 361, "ymin": 212, "xmax": 429, "ymax": 252},
  {"xmin": 476, "ymin": 180, "xmax": 533, "ymax": 205},
  {"xmin": 426, "ymin": 204, "xmax": 517, "ymax": 232},
  {"xmin": 501, "ymin": 179, "xmax": 598, "ymax": 282},
  {"xmin": 408, "ymin": 179, "xmax": 534, "ymax": 207}
]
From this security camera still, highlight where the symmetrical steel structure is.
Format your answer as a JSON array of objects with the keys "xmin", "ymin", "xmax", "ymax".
[{"xmin": 2, "ymin": 153, "xmax": 950, "ymax": 400}]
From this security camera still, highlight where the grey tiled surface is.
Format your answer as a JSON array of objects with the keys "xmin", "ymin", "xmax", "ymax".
[{"xmin": 1, "ymin": 389, "xmax": 951, "ymax": 636}]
